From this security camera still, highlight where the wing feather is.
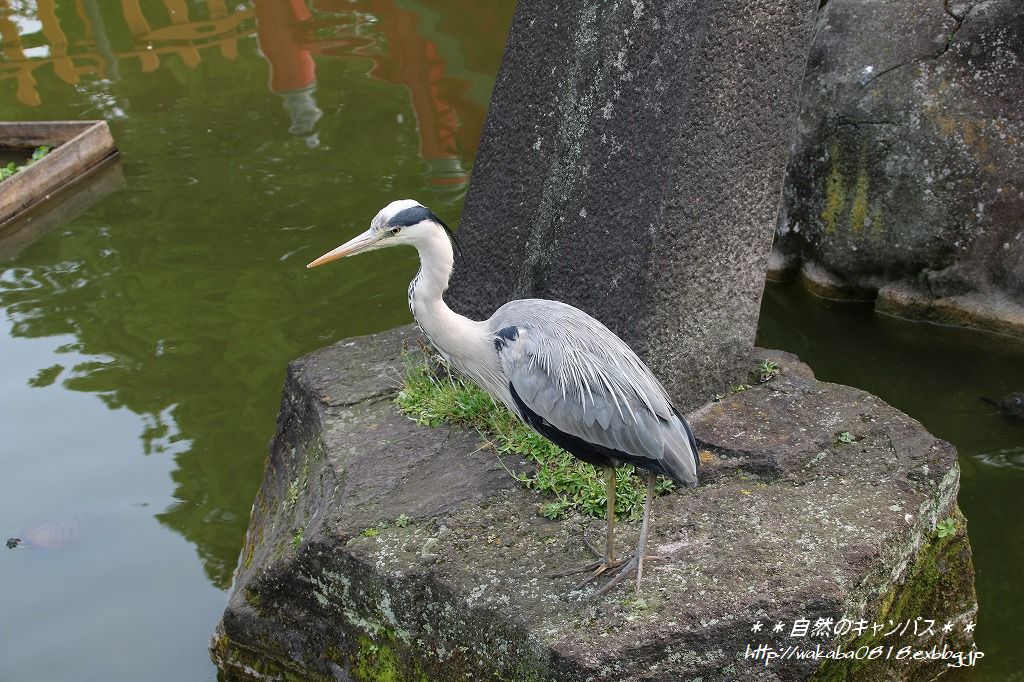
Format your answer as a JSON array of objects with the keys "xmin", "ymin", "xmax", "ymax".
[{"xmin": 489, "ymin": 299, "xmax": 698, "ymax": 486}]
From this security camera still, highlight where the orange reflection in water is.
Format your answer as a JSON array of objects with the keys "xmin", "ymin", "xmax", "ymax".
[
  {"xmin": 0, "ymin": 0, "xmax": 253, "ymax": 100},
  {"xmin": 255, "ymin": 0, "xmax": 496, "ymax": 191},
  {"xmin": 0, "ymin": 0, "xmax": 507, "ymax": 195}
]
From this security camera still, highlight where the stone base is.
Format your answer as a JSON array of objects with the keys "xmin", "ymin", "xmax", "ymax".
[
  {"xmin": 877, "ymin": 282, "xmax": 1024, "ymax": 340},
  {"xmin": 797, "ymin": 260, "xmax": 877, "ymax": 303},
  {"xmin": 786, "ymin": 259, "xmax": 1024, "ymax": 340},
  {"xmin": 212, "ymin": 325, "xmax": 977, "ymax": 681}
]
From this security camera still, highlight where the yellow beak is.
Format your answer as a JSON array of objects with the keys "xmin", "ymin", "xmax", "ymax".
[{"xmin": 306, "ymin": 228, "xmax": 380, "ymax": 268}]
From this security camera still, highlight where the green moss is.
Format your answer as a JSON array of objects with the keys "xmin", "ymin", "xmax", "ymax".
[
  {"xmin": 871, "ymin": 206, "xmax": 885, "ymax": 237},
  {"xmin": 243, "ymin": 586, "xmax": 261, "ymax": 609},
  {"xmin": 821, "ymin": 142, "xmax": 846, "ymax": 235},
  {"xmin": 849, "ymin": 167, "xmax": 869, "ymax": 234},
  {"xmin": 241, "ymin": 532, "xmax": 256, "ymax": 569},
  {"xmin": 212, "ymin": 631, "xmax": 333, "ymax": 682},
  {"xmin": 284, "ymin": 454, "xmax": 311, "ymax": 511},
  {"xmin": 352, "ymin": 636, "xmax": 400, "ymax": 682},
  {"xmin": 810, "ymin": 506, "xmax": 975, "ymax": 681},
  {"xmin": 350, "ymin": 635, "xmax": 430, "ymax": 682},
  {"xmin": 395, "ymin": 350, "xmax": 673, "ymax": 521}
]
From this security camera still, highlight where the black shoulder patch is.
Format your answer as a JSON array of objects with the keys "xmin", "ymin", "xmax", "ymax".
[
  {"xmin": 388, "ymin": 205, "xmax": 432, "ymax": 227},
  {"xmin": 493, "ymin": 325, "xmax": 519, "ymax": 352}
]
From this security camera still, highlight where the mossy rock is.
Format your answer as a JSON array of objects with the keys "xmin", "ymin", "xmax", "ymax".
[{"xmin": 212, "ymin": 326, "xmax": 977, "ymax": 681}]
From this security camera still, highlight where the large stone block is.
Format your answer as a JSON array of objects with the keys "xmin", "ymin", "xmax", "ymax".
[
  {"xmin": 448, "ymin": 0, "xmax": 819, "ymax": 411},
  {"xmin": 778, "ymin": 0, "xmax": 1024, "ymax": 336},
  {"xmin": 212, "ymin": 327, "xmax": 977, "ymax": 681}
]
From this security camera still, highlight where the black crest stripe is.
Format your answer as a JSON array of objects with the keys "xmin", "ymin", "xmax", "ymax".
[{"xmin": 388, "ymin": 205, "xmax": 432, "ymax": 227}]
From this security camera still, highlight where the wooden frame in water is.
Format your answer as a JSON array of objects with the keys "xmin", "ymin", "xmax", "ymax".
[{"xmin": 0, "ymin": 121, "xmax": 118, "ymax": 229}]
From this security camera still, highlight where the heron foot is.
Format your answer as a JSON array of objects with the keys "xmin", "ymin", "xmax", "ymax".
[
  {"xmin": 546, "ymin": 555, "xmax": 630, "ymax": 581},
  {"xmin": 591, "ymin": 553, "xmax": 668, "ymax": 598},
  {"xmin": 544, "ymin": 533, "xmax": 625, "ymax": 581}
]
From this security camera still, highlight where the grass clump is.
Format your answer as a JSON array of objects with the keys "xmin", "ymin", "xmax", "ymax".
[
  {"xmin": 395, "ymin": 349, "xmax": 673, "ymax": 521},
  {"xmin": 755, "ymin": 359, "xmax": 780, "ymax": 382}
]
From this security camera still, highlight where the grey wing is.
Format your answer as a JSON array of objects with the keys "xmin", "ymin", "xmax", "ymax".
[{"xmin": 490, "ymin": 299, "xmax": 699, "ymax": 486}]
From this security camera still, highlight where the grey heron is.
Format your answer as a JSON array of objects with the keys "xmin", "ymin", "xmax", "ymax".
[{"xmin": 307, "ymin": 199, "xmax": 699, "ymax": 595}]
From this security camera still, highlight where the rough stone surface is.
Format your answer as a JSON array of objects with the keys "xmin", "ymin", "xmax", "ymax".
[
  {"xmin": 212, "ymin": 326, "xmax": 977, "ymax": 682},
  {"xmin": 778, "ymin": 0, "xmax": 1024, "ymax": 336},
  {"xmin": 447, "ymin": 0, "xmax": 819, "ymax": 412}
]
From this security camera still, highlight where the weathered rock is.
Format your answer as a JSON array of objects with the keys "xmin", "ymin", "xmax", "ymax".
[
  {"xmin": 778, "ymin": 0, "xmax": 1024, "ymax": 337},
  {"xmin": 799, "ymin": 260, "xmax": 877, "ymax": 302},
  {"xmin": 212, "ymin": 326, "xmax": 977, "ymax": 681},
  {"xmin": 448, "ymin": 0, "xmax": 819, "ymax": 412},
  {"xmin": 877, "ymin": 281, "xmax": 1024, "ymax": 338}
]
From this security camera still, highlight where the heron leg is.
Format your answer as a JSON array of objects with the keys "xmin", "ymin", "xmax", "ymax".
[
  {"xmin": 634, "ymin": 471, "xmax": 656, "ymax": 592},
  {"xmin": 546, "ymin": 466, "xmax": 628, "ymax": 582},
  {"xmin": 593, "ymin": 472, "xmax": 658, "ymax": 597},
  {"xmin": 604, "ymin": 464, "xmax": 617, "ymax": 564}
]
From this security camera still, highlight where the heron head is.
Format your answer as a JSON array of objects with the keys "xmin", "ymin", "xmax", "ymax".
[{"xmin": 306, "ymin": 199, "xmax": 459, "ymax": 268}]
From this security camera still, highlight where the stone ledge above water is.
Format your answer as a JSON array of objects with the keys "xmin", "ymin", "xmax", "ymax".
[{"xmin": 211, "ymin": 325, "xmax": 977, "ymax": 681}]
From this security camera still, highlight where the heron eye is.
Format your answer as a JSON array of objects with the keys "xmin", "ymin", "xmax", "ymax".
[{"xmin": 389, "ymin": 227, "xmax": 401, "ymax": 236}]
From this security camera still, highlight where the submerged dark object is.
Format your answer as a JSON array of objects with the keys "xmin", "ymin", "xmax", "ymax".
[
  {"xmin": 6, "ymin": 537, "xmax": 20, "ymax": 549},
  {"xmin": 13, "ymin": 513, "xmax": 98, "ymax": 549},
  {"xmin": 982, "ymin": 392, "xmax": 1024, "ymax": 423}
]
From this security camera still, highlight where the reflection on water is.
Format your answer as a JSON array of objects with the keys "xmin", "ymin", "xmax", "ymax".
[
  {"xmin": 976, "ymin": 446, "xmax": 1024, "ymax": 470},
  {"xmin": 1, "ymin": 0, "xmax": 495, "ymax": 194},
  {"xmin": 0, "ymin": 156, "xmax": 125, "ymax": 260},
  {"xmin": 0, "ymin": 0, "xmax": 254, "ymax": 108},
  {"xmin": 0, "ymin": 2, "xmax": 512, "ymax": 680}
]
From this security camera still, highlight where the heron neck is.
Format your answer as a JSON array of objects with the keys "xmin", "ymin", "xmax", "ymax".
[{"xmin": 410, "ymin": 233, "xmax": 483, "ymax": 364}]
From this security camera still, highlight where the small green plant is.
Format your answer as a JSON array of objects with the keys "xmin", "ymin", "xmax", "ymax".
[
  {"xmin": 0, "ymin": 146, "xmax": 50, "ymax": 181},
  {"xmin": 836, "ymin": 431, "xmax": 856, "ymax": 445},
  {"xmin": 394, "ymin": 513, "xmax": 411, "ymax": 528},
  {"xmin": 935, "ymin": 518, "xmax": 956, "ymax": 538},
  {"xmin": 361, "ymin": 527, "xmax": 380, "ymax": 538},
  {"xmin": 756, "ymin": 360, "xmax": 780, "ymax": 382},
  {"xmin": 396, "ymin": 349, "xmax": 674, "ymax": 520},
  {"xmin": 731, "ymin": 383, "xmax": 749, "ymax": 393},
  {"xmin": 290, "ymin": 528, "xmax": 304, "ymax": 548}
]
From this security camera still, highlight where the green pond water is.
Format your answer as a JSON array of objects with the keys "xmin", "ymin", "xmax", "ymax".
[{"xmin": 0, "ymin": 2, "xmax": 1021, "ymax": 681}]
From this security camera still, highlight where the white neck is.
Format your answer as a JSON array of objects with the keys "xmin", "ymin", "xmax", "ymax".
[
  {"xmin": 408, "ymin": 228, "xmax": 515, "ymax": 412},
  {"xmin": 409, "ymin": 231, "xmax": 490, "ymax": 374}
]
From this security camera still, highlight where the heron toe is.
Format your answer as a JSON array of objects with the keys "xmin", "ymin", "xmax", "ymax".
[{"xmin": 591, "ymin": 553, "xmax": 668, "ymax": 597}]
